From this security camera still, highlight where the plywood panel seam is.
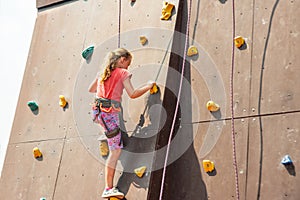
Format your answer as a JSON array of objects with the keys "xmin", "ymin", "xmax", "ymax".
[
  {"xmin": 188, "ymin": 109, "xmax": 300, "ymax": 125},
  {"xmin": 51, "ymin": 135, "xmax": 67, "ymax": 199}
]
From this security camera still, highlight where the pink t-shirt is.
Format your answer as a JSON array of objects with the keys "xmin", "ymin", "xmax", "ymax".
[{"xmin": 96, "ymin": 67, "xmax": 132, "ymax": 102}]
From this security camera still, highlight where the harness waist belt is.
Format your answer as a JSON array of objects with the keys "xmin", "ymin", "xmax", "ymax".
[{"xmin": 95, "ymin": 98, "xmax": 121, "ymax": 108}]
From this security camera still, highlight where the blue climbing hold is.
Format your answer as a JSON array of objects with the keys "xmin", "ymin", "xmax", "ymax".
[
  {"xmin": 281, "ymin": 155, "xmax": 293, "ymax": 165},
  {"xmin": 27, "ymin": 101, "xmax": 39, "ymax": 111},
  {"xmin": 82, "ymin": 46, "xmax": 94, "ymax": 60}
]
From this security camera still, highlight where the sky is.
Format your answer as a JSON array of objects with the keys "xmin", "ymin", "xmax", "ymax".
[{"xmin": 0, "ymin": 1, "xmax": 37, "ymax": 176}]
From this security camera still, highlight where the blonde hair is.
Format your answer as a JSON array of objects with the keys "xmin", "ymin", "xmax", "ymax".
[{"xmin": 100, "ymin": 48, "xmax": 132, "ymax": 83}]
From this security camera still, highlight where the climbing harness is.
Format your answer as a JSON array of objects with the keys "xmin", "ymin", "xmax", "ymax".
[
  {"xmin": 93, "ymin": 98, "xmax": 122, "ymax": 139},
  {"xmin": 94, "ymin": 97, "xmax": 121, "ymax": 113},
  {"xmin": 230, "ymin": 0, "xmax": 240, "ymax": 199},
  {"xmin": 159, "ymin": 0, "xmax": 192, "ymax": 199}
]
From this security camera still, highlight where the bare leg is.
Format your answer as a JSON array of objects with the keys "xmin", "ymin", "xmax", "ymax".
[{"xmin": 105, "ymin": 148, "xmax": 122, "ymax": 188}]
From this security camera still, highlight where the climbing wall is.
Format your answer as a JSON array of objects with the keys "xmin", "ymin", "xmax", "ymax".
[
  {"xmin": 191, "ymin": 0, "xmax": 300, "ymax": 199},
  {"xmin": 1, "ymin": 0, "xmax": 300, "ymax": 200},
  {"xmin": 0, "ymin": 0, "xmax": 178, "ymax": 199}
]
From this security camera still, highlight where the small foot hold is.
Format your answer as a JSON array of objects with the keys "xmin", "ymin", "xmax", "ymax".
[{"xmin": 109, "ymin": 197, "xmax": 122, "ymax": 200}]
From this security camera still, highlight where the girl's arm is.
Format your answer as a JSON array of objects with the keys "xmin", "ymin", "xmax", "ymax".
[
  {"xmin": 123, "ymin": 77, "xmax": 154, "ymax": 99},
  {"xmin": 88, "ymin": 78, "xmax": 98, "ymax": 93}
]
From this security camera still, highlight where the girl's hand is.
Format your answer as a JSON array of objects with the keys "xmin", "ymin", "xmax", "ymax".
[{"xmin": 147, "ymin": 81, "xmax": 156, "ymax": 89}]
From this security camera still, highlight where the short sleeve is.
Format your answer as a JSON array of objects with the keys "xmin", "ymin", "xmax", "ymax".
[{"xmin": 121, "ymin": 69, "xmax": 132, "ymax": 82}]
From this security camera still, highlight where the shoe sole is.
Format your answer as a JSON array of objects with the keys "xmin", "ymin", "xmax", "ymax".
[{"xmin": 102, "ymin": 195, "xmax": 124, "ymax": 199}]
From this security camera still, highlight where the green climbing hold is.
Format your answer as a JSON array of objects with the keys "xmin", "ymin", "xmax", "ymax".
[
  {"xmin": 27, "ymin": 101, "xmax": 39, "ymax": 111},
  {"xmin": 82, "ymin": 46, "xmax": 94, "ymax": 60}
]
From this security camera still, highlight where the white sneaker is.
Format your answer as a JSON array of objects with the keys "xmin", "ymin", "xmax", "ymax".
[{"xmin": 102, "ymin": 187, "xmax": 124, "ymax": 198}]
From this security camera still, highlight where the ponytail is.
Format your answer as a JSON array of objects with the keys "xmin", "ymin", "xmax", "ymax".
[{"xmin": 100, "ymin": 48, "xmax": 132, "ymax": 83}]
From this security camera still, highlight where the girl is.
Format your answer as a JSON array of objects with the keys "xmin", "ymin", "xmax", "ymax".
[{"xmin": 88, "ymin": 48, "xmax": 154, "ymax": 198}]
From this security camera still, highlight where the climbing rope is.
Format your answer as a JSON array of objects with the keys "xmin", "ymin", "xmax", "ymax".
[
  {"xmin": 230, "ymin": 0, "xmax": 240, "ymax": 199},
  {"xmin": 159, "ymin": 0, "xmax": 192, "ymax": 199},
  {"xmin": 154, "ymin": 37, "xmax": 173, "ymax": 82},
  {"xmin": 118, "ymin": 0, "xmax": 121, "ymax": 48},
  {"xmin": 133, "ymin": 36, "xmax": 173, "ymax": 134}
]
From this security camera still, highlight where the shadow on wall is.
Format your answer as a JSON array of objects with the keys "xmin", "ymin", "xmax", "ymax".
[
  {"xmin": 284, "ymin": 163, "xmax": 296, "ymax": 176},
  {"xmin": 117, "ymin": 89, "xmax": 163, "ymax": 195},
  {"xmin": 163, "ymin": 0, "xmax": 207, "ymax": 198},
  {"xmin": 256, "ymin": 0, "xmax": 281, "ymax": 198},
  {"xmin": 163, "ymin": 60, "xmax": 207, "ymax": 199},
  {"xmin": 146, "ymin": 0, "xmax": 207, "ymax": 198}
]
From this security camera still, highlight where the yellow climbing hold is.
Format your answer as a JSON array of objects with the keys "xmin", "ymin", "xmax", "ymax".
[
  {"xmin": 110, "ymin": 197, "xmax": 121, "ymax": 200},
  {"xmin": 33, "ymin": 147, "xmax": 42, "ymax": 158},
  {"xmin": 150, "ymin": 83, "xmax": 158, "ymax": 94},
  {"xmin": 134, "ymin": 166, "xmax": 147, "ymax": 178},
  {"xmin": 59, "ymin": 95, "xmax": 67, "ymax": 108},
  {"xmin": 100, "ymin": 141, "xmax": 109, "ymax": 157},
  {"xmin": 161, "ymin": 1, "xmax": 174, "ymax": 20},
  {"xmin": 187, "ymin": 46, "xmax": 198, "ymax": 57},
  {"xmin": 139, "ymin": 36, "xmax": 148, "ymax": 45},
  {"xmin": 206, "ymin": 100, "xmax": 220, "ymax": 112},
  {"xmin": 234, "ymin": 36, "xmax": 245, "ymax": 48},
  {"xmin": 202, "ymin": 160, "xmax": 215, "ymax": 173}
]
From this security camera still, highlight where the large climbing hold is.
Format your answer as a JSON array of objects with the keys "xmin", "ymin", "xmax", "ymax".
[
  {"xmin": 27, "ymin": 101, "xmax": 39, "ymax": 112},
  {"xmin": 82, "ymin": 45, "xmax": 94, "ymax": 60},
  {"xmin": 234, "ymin": 36, "xmax": 245, "ymax": 48},
  {"xmin": 187, "ymin": 46, "xmax": 198, "ymax": 57},
  {"xmin": 206, "ymin": 100, "xmax": 220, "ymax": 112},
  {"xmin": 281, "ymin": 155, "xmax": 293, "ymax": 165},
  {"xmin": 160, "ymin": 1, "xmax": 174, "ymax": 20},
  {"xmin": 202, "ymin": 160, "xmax": 215, "ymax": 173},
  {"xmin": 134, "ymin": 166, "xmax": 147, "ymax": 178}
]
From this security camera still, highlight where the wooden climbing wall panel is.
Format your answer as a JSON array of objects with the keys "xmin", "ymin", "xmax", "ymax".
[
  {"xmin": 1, "ymin": 0, "xmax": 179, "ymax": 199},
  {"xmin": 186, "ymin": 0, "xmax": 300, "ymax": 199},
  {"xmin": 1, "ymin": 0, "xmax": 299, "ymax": 199}
]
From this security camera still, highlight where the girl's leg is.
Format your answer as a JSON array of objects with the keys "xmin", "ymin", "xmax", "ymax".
[
  {"xmin": 105, "ymin": 148, "xmax": 122, "ymax": 188},
  {"xmin": 100, "ymin": 112, "xmax": 123, "ymax": 189}
]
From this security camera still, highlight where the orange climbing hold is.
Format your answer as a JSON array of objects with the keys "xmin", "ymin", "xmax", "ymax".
[
  {"xmin": 150, "ymin": 83, "xmax": 158, "ymax": 94},
  {"xmin": 161, "ymin": 1, "xmax": 174, "ymax": 20},
  {"xmin": 187, "ymin": 46, "xmax": 198, "ymax": 57},
  {"xmin": 33, "ymin": 147, "xmax": 42, "ymax": 158},
  {"xmin": 206, "ymin": 100, "xmax": 220, "ymax": 112},
  {"xmin": 59, "ymin": 95, "xmax": 67, "ymax": 108},
  {"xmin": 202, "ymin": 160, "xmax": 215, "ymax": 173},
  {"xmin": 234, "ymin": 36, "xmax": 245, "ymax": 48},
  {"xmin": 110, "ymin": 197, "xmax": 121, "ymax": 200}
]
